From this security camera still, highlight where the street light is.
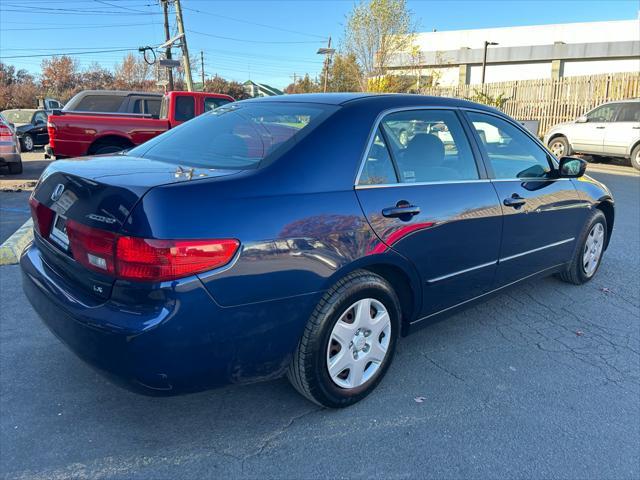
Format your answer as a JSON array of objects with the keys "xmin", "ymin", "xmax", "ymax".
[
  {"xmin": 481, "ymin": 41, "xmax": 499, "ymax": 85},
  {"xmin": 317, "ymin": 38, "xmax": 336, "ymax": 93}
]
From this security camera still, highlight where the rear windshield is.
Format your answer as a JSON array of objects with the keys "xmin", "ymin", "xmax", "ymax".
[
  {"xmin": 2, "ymin": 110, "xmax": 33, "ymax": 123},
  {"xmin": 130, "ymin": 102, "xmax": 338, "ymax": 169}
]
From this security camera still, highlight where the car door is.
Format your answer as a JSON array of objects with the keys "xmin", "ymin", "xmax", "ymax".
[
  {"xmin": 604, "ymin": 102, "xmax": 640, "ymax": 157},
  {"xmin": 355, "ymin": 108, "xmax": 503, "ymax": 318},
  {"xmin": 464, "ymin": 110, "xmax": 589, "ymax": 287},
  {"xmin": 571, "ymin": 103, "xmax": 619, "ymax": 154},
  {"xmin": 32, "ymin": 111, "xmax": 48, "ymax": 144}
]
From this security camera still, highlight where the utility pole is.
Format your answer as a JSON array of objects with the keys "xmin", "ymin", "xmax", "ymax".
[
  {"xmin": 317, "ymin": 36, "xmax": 335, "ymax": 93},
  {"xmin": 161, "ymin": 0, "xmax": 174, "ymax": 91},
  {"xmin": 481, "ymin": 40, "xmax": 499, "ymax": 85},
  {"xmin": 200, "ymin": 50, "xmax": 205, "ymax": 88},
  {"xmin": 174, "ymin": 0, "xmax": 194, "ymax": 91}
]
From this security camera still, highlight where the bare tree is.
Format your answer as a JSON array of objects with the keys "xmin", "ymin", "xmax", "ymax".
[{"xmin": 343, "ymin": 0, "xmax": 415, "ymax": 91}]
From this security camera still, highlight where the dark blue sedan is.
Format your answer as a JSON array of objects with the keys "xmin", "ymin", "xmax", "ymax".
[{"xmin": 21, "ymin": 94, "xmax": 614, "ymax": 407}]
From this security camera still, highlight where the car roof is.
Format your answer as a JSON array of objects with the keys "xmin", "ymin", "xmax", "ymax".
[
  {"xmin": 242, "ymin": 92, "xmax": 499, "ymax": 112},
  {"xmin": 74, "ymin": 90, "xmax": 163, "ymax": 97}
]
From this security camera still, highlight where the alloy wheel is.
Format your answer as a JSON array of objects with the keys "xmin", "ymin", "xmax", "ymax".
[
  {"xmin": 326, "ymin": 298, "xmax": 391, "ymax": 389},
  {"xmin": 583, "ymin": 223, "xmax": 605, "ymax": 277},
  {"xmin": 23, "ymin": 135, "xmax": 34, "ymax": 151}
]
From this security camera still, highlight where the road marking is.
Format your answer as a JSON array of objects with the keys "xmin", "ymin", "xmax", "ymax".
[{"xmin": 0, "ymin": 219, "xmax": 33, "ymax": 266}]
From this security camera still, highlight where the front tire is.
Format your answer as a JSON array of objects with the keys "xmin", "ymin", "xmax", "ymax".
[
  {"xmin": 631, "ymin": 144, "xmax": 640, "ymax": 171},
  {"xmin": 559, "ymin": 209, "xmax": 607, "ymax": 285},
  {"xmin": 21, "ymin": 134, "xmax": 34, "ymax": 152},
  {"xmin": 287, "ymin": 270, "xmax": 401, "ymax": 408},
  {"xmin": 548, "ymin": 136, "xmax": 571, "ymax": 158}
]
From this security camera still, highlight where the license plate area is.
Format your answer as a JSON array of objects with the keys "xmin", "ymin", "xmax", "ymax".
[{"xmin": 49, "ymin": 214, "xmax": 69, "ymax": 251}]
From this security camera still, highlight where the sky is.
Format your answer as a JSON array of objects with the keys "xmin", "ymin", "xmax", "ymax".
[{"xmin": 1, "ymin": 0, "xmax": 638, "ymax": 89}]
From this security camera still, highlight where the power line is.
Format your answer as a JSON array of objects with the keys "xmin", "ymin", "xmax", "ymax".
[
  {"xmin": 188, "ymin": 30, "xmax": 324, "ymax": 45},
  {"xmin": 0, "ymin": 48, "xmax": 138, "ymax": 59},
  {"xmin": 0, "ymin": 22, "xmax": 154, "ymax": 31},
  {"xmin": 181, "ymin": 6, "xmax": 327, "ymax": 40}
]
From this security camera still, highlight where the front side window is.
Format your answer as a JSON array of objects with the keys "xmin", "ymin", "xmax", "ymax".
[
  {"xmin": 586, "ymin": 104, "xmax": 619, "ymax": 123},
  {"xmin": 129, "ymin": 102, "xmax": 337, "ymax": 170},
  {"xmin": 468, "ymin": 112, "xmax": 553, "ymax": 179},
  {"xmin": 380, "ymin": 110, "xmax": 479, "ymax": 183},
  {"xmin": 34, "ymin": 112, "xmax": 47, "ymax": 124}
]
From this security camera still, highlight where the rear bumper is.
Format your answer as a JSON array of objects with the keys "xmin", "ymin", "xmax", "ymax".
[{"xmin": 20, "ymin": 242, "xmax": 316, "ymax": 395}]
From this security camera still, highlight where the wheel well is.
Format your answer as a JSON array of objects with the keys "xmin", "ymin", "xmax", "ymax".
[
  {"xmin": 547, "ymin": 133, "xmax": 566, "ymax": 145},
  {"xmin": 362, "ymin": 264, "xmax": 416, "ymax": 330},
  {"xmin": 88, "ymin": 135, "xmax": 134, "ymax": 154},
  {"xmin": 595, "ymin": 201, "xmax": 614, "ymax": 249}
]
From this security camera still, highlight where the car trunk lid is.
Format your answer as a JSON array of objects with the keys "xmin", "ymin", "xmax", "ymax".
[{"xmin": 30, "ymin": 154, "xmax": 240, "ymax": 303}]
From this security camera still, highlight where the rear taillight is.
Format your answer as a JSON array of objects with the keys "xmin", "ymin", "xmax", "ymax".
[
  {"xmin": 0, "ymin": 124, "xmax": 12, "ymax": 141},
  {"xmin": 67, "ymin": 220, "xmax": 118, "ymax": 275},
  {"xmin": 116, "ymin": 237, "xmax": 239, "ymax": 281},
  {"xmin": 29, "ymin": 197, "xmax": 55, "ymax": 238},
  {"xmin": 65, "ymin": 220, "xmax": 239, "ymax": 281},
  {"xmin": 47, "ymin": 121, "xmax": 56, "ymax": 148}
]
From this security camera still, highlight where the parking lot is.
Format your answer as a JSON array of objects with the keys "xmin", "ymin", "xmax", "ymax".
[{"xmin": 0, "ymin": 159, "xmax": 639, "ymax": 479}]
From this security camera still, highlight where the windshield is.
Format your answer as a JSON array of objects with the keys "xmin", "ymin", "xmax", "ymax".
[
  {"xmin": 129, "ymin": 102, "xmax": 338, "ymax": 169},
  {"xmin": 2, "ymin": 110, "xmax": 34, "ymax": 124}
]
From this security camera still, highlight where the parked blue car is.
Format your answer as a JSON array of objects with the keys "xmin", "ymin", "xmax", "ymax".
[{"xmin": 21, "ymin": 94, "xmax": 614, "ymax": 407}]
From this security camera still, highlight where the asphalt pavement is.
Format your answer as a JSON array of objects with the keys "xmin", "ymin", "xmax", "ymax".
[{"xmin": 0, "ymin": 167, "xmax": 638, "ymax": 480}]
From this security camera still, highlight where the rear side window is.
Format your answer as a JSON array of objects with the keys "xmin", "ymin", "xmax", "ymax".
[
  {"xmin": 468, "ymin": 112, "xmax": 553, "ymax": 179},
  {"xmin": 204, "ymin": 97, "xmax": 232, "ymax": 111},
  {"xmin": 175, "ymin": 96, "xmax": 195, "ymax": 122},
  {"xmin": 616, "ymin": 103, "xmax": 640, "ymax": 122},
  {"xmin": 146, "ymin": 99, "xmax": 161, "ymax": 117},
  {"xmin": 379, "ymin": 109, "xmax": 479, "ymax": 183},
  {"xmin": 358, "ymin": 129, "xmax": 397, "ymax": 185},
  {"xmin": 130, "ymin": 102, "xmax": 338, "ymax": 169},
  {"xmin": 75, "ymin": 95, "xmax": 124, "ymax": 112}
]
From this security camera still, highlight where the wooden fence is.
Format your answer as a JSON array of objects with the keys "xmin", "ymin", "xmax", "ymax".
[{"xmin": 421, "ymin": 72, "xmax": 640, "ymax": 136}]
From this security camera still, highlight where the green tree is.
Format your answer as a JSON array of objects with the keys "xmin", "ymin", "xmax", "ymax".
[
  {"xmin": 344, "ymin": 0, "xmax": 415, "ymax": 91},
  {"xmin": 327, "ymin": 53, "xmax": 362, "ymax": 92},
  {"xmin": 203, "ymin": 75, "xmax": 250, "ymax": 100},
  {"xmin": 284, "ymin": 74, "xmax": 320, "ymax": 94}
]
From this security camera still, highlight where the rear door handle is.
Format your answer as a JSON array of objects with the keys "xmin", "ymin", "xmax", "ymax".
[
  {"xmin": 503, "ymin": 194, "xmax": 526, "ymax": 209},
  {"xmin": 595, "ymin": 126, "xmax": 605, "ymax": 129},
  {"xmin": 382, "ymin": 202, "xmax": 421, "ymax": 219}
]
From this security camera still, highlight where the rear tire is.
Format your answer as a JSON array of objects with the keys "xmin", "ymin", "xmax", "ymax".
[
  {"xmin": 558, "ymin": 209, "xmax": 607, "ymax": 285},
  {"xmin": 7, "ymin": 161, "xmax": 23, "ymax": 174},
  {"xmin": 287, "ymin": 270, "xmax": 401, "ymax": 408},
  {"xmin": 548, "ymin": 136, "xmax": 571, "ymax": 158},
  {"xmin": 631, "ymin": 144, "xmax": 640, "ymax": 171}
]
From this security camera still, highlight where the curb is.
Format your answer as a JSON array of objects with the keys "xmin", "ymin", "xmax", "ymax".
[{"xmin": 0, "ymin": 219, "xmax": 33, "ymax": 266}]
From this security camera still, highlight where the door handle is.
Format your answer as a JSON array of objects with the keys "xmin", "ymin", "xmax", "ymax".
[
  {"xmin": 503, "ymin": 194, "xmax": 526, "ymax": 209},
  {"xmin": 595, "ymin": 126, "xmax": 605, "ymax": 129},
  {"xmin": 382, "ymin": 202, "xmax": 421, "ymax": 219}
]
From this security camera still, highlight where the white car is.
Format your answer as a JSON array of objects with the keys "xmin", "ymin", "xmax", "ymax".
[{"xmin": 544, "ymin": 99, "xmax": 640, "ymax": 170}]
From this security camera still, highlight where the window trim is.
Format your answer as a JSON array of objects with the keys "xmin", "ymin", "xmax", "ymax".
[
  {"xmin": 354, "ymin": 106, "xmax": 488, "ymax": 188},
  {"xmin": 459, "ymin": 107, "xmax": 561, "ymax": 181}
]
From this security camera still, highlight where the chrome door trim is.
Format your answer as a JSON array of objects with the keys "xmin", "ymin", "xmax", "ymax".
[
  {"xmin": 411, "ymin": 263, "xmax": 566, "ymax": 324},
  {"xmin": 353, "ymin": 105, "xmax": 485, "ymax": 187},
  {"xmin": 499, "ymin": 237, "xmax": 575, "ymax": 263},
  {"xmin": 426, "ymin": 260, "xmax": 497, "ymax": 283},
  {"xmin": 355, "ymin": 179, "xmax": 491, "ymax": 190}
]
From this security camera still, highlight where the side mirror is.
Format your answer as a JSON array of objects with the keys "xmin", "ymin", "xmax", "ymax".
[
  {"xmin": 558, "ymin": 156, "xmax": 587, "ymax": 178},
  {"xmin": 576, "ymin": 115, "xmax": 588, "ymax": 123}
]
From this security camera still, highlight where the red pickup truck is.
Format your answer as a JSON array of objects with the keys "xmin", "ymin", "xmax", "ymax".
[{"xmin": 46, "ymin": 91, "xmax": 234, "ymax": 158}]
